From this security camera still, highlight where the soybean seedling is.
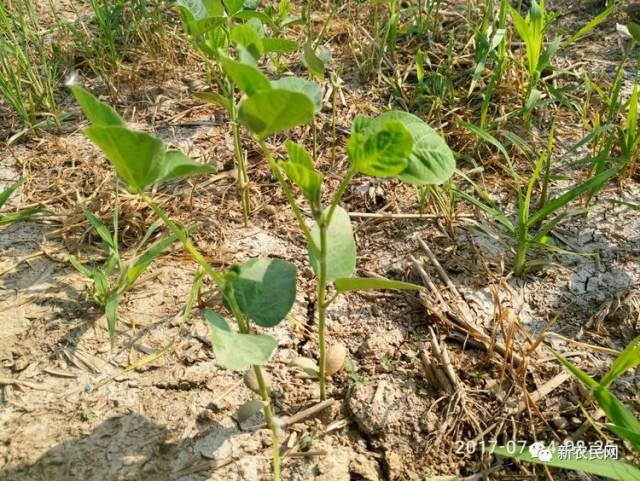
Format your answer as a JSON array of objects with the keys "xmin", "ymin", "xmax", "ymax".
[
  {"xmin": 224, "ymin": 54, "xmax": 456, "ymax": 398},
  {"xmin": 458, "ymin": 122, "xmax": 617, "ymax": 276},
  {"xmin": 494, "ymin": 336, "xmax": 640, "ymax": 479},
  {"xmin": 70, "ymin": 85, "xmax": 298, "ymax": 480},
  {"xmin": 176, "ymin": 0, "xmax": 300, "ymax": 225}
]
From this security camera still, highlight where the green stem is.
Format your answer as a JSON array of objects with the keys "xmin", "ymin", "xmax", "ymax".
[
  {"xmin": 230, "ymin": 92, "xmax": 250, "ymax": 226},
  {"xmin": 226, "ymin": 295, "xmax": 281, "ymax": 481},
  {"xmin": 258, "ymin": 140, "xmax": 320, "ymax": 255},
  {"xmin": 327, "ymin": 167, "xmax": 356, "ymax": 224},
  {"xmin": 141, "ymin": 193, "xmax": 225, "ymax": 285},
  {"xmin": 317, "ymin": 219, "xmax": 328, "ymax": 401},
  {"xmin": 143, "ymin": 192, "xmax": 280, "ymax": 479},
  {"xmin": 513, "ymin": 226, "xmax": 528, "ymax": 277}
]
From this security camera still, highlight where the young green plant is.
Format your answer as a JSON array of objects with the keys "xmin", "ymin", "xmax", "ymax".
[
  {"xmin": 70, "ymin": 85, "xmax": 296, "ymax": 480},
  {"xmin": 509, "ymin": 0, "xmax": 616, "ymax": 123},
  {"xmin": 0, "ymin": 178, "xmax": 46, "ymax": 226},
  {"xmin": 224, "ymin": 57, "xmax": 456, "ymax": 398},
  {"xmin": 458, "ymin": 122, "xmax": 617, "ymax": 276},
  {"xmin": 68, "ymin": 199, "xmax": 181, "ymax": 346},
  {"xmin": 493, "ymin": 336, "xmax": 640, "ymax": 480},
  {"xmin": 176, "ymin": 0, "xmax": 300, "ymax": 225}
]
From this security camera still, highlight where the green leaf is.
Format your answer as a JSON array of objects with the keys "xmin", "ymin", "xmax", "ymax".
[
  {"xmin": 492, "ymin": 445, "xmax": 640, "ymax": 481},
  {"xmin": 593, "ymin": 388, "xmax": 640, "ymax": 445},
  {"xmin": 239, "ymin": 89, "xmax": 315, "ymax": 139},
  {"xmin": 554, "ymin": 350, "xmax": 599, "ymax": 389},
  {"xmin": 205, "ymin": 309, "xmax": 278, "ymax": 370},
  {"xmin": 334, "ymin": 277, "xmax": 420, "ymax": 293},
  {"xmin": 0, "ymin": 178, "xmax": 24, "ymax": 209},
  {"xmin": 188, "ymin": 16, "xmax": 226, "ymax": 37},
  {"xmin": 607, "ymin": 425, "xmax": 640, "ymax": 451},
  {"xmin": 223, "ymin": 0, "xmax": 244, "ymax": 15},
  {"xmin": 79, "ymin": 205, "xmax": 114, "ymax": 249},
  {"xmin": 195, "ymin": 91, "xmax": 233, "ymax": 113},
  {"xmin": 123, "ymin": 233, "xmax": 178, "ymax": 288},
  {"xmin": 67, "ymin": 254, "xmax": 93, "ymax": 278},
  {"xmin": 628, "ymin": 22, "xmax": 640, "ymax": 43},
  {"xmin": 527, "ymin": 168, "xmax": 618, "ymax": 227},
  {"xmin": 231, "ymin": 257, "xmax": 297, "ymax": 327},
  {"xmin": 262, "ymin": 37, "xmax": 299, "ymax": 54},
  {"xmin": 303, "ymin": 41, "xmax": 325, "ymax": 79},
  {"xmin": 70, "ymin": 86, "xmax": 125, "ymax": 128},
  {"xmin": 348, "ymin": 120, "xmax": 413, "ymax": 177},
  {"xmin": 372, "ymin": 111, "xmax": 455, "ymax": 185},
  {"xmin": 286, "ymin": 141, "xmax": 313, "ymax": 169},
  {"xmin": 279, "ymin": 161, "xmax": 323, "ymax": 203},
  {"xmin": 219, "ymin": 51, "xmax": 272, "ymax": 96},
  {"xmin": 175, "ymin": 0, "xmax": 212, "ymax": 20},
  {"xmin": 85, "ymin": 126, "xmax": 165, "ymax": 193},
  {"xmin": 600, "ymin": 335, "xmax": 640, "ymax": 389},
  {"xmin": 230, "ymin": 23, "xmax": 264, "ymax": 59},
  {"xmin": 309, "ymin": 206, "xmax": 356, "ymax": 281},
  {"xmin": 105, "ymin": 292, "xmax": 120, "ymax": 348},
  {"xmin": 160, "ymin": 150, "xmax": 216, "ymax": 182},
  {"xmin": 270, "ymin": 77, "xmax": 322, "ymax": 113}
]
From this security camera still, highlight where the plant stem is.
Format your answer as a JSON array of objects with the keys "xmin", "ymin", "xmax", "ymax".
[
  {"xmin": 229, "ymin": 89, "xmax": 250, "ymax": 226},
  {"xmin": 226, "ymin": 295, "xmax": 281, "ymax": 481},
  {"xmin": 143, "ymin": 192, "xmax": 280, "ymax": 480},
  {"xmin": 513, "ymin": 226, "xmax": 528, "ymax": 277},
  {"xmin": 141, "ymin": 193, "xmax": 225, "ymax": 285},
  {"xmin": 317, "ymin": 219, "xmax": 328, "ymax": 400},
  {"xmin": 258, "ymin": 140, "xmax": 319, "ymax": 255}
]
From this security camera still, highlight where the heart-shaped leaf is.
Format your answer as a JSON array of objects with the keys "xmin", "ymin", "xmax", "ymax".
[
  {"xmin": 270, "ymin": 77, "xmax": 322, "ymax": 113},
  {"xmin": 239, "ymin": 89, "xmax": 315, "ymax": 139},
  {"xmin": 348, "ymin": 120, "xmax": 413, "ymax": 177},
  {"xmin": 206, "ymin": 309, "xmax": 278, "ymax": 370},
  {"xmin": 220, "ymin": 52, "xmax": 271, "ymax": 96},
  {"xmin": 85, "ymin": 126, "xmax": 166, "ymax": 193},
  {"xmin": 371, "ymin": 111, "xmax": 455, "ymax": 185},
  {"xmin": 160, "ymin": 150, "xmax": 215, "ymax": 182},
  {"xmin": 232, "ymin": 257, "xmax": 297, "ymax": 327},
  {"xmin": 231, "ymin": 23, "xmax": 264, "ymax": 59},
  {"xmin": 70, "ymin": 86, "xmax": 125, "ymax": 127},
  {"xmin": 309, "ymin": 206, "xmax": 356, "ymax": 281}
]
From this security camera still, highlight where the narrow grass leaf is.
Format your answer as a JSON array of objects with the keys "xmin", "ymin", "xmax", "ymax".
[
  {"xmin": 527, "ymin": 168, "xmax": 617, "ymax": 227},
  {"xmin": 492, "ymin": 445, "xmax": 640, "ymax": 480},
  {"xmin": 334, "ymin": 277, "xmax": 421, "ymax": 293},
  {"xmin": 600, "ymin": 335, "xmax": 640, "ymax": 388}
]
